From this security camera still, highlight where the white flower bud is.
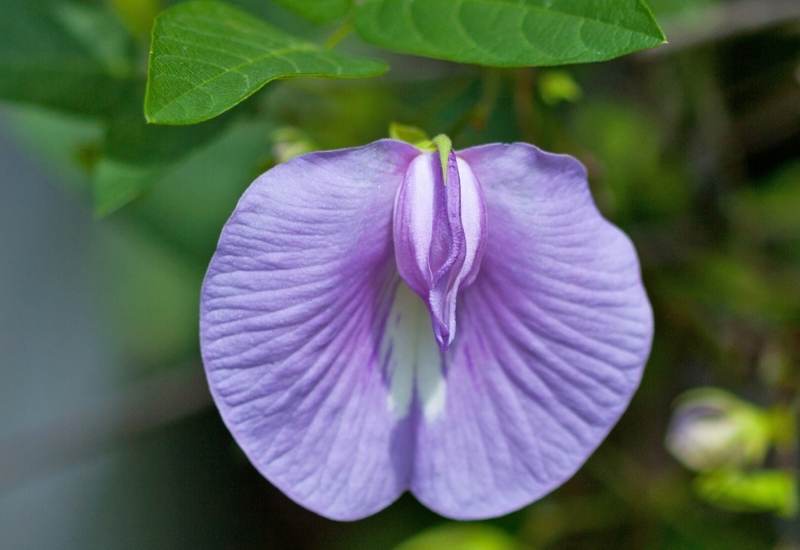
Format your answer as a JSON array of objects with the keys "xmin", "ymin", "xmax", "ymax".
[{"xmin": 665, "ymin": 388, "xmax": 771, "ymax": 472}]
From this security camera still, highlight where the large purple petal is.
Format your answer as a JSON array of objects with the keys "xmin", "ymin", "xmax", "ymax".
[
  {"xmin": 410, "ymin": 143, "xmax": 653, "ymax": 519},
  {"xmin": 200, "ymin": 140, "xmax": 420, "ymax": 520}
]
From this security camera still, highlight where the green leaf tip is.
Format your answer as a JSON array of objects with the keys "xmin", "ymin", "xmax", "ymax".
[{"xmin": 145, "ymin": 1, "xmax": 386, "ymax": 125}]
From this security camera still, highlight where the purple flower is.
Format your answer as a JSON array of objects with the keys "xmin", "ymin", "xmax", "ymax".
[{"xmin": 200, "ymin": 139, "xmax": 653, "ymax": 520}]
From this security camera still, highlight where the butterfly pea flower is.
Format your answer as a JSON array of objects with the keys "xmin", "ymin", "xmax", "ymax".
[{"xmin": 200, "ymin": 138, "xmax": 653, "ymax": 520}]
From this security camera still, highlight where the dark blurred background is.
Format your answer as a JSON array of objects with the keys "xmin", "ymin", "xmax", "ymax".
[{"xmin": 1, "ymin": 0, "xmax": 798, "ymax": 548}]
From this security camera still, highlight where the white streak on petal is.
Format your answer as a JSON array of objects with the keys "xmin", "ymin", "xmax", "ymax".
[
  {"xmin": 382, "ymin": 283, "xmax": 446, "ymax": 421},
  {"xmin": 418, "ymin": 350, "xmax": 446, "ymax": 422}
]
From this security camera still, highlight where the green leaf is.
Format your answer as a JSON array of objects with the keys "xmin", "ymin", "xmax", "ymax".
[
  {"xmin": 95, "ymin": 84, "xmax": 233, "ymax": 215},
  {"xmin": 354, "ymin": 0, "xmax": 666, "ymax": 67},
  {"xmin": 0, "ymin": 0, "xmax": 134, "ymax": 115},
  {"xmin": 145, "ymin": 1, "xmax": 386, "ymax": 125},
  {"xmin": 388, "ymin": 122, "xmax": 431, "ymax": 145},
  {"xmin": 93, "ymin": 161, "xmax": 160, "ymax": 218},
  {"xmin": 131, "ymin": 118, "xmax": 275, "ymax": 259},
  {"xmin": 273, "ymin": 0, "xmax": 351, "ymax": 23}
]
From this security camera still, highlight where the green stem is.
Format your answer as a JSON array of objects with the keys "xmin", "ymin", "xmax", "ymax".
[
  {"xmin": 448, "ymin": 68, "xmax": 501, "ymax": 140},
  {"xmin": 324, "ymin": 18, "xmax": 354, "ymax": 49},
  {"xmin": 513, "ymin": 68, "xmax": 537, "ymax": 141}
]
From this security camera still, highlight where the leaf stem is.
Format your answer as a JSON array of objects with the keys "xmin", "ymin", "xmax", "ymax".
[
  {"xmin": 324, "ymin": 18, "xmax": 354, "ymax": 49},
  {"xmin": 513, "ymin": 68, "xmax": 537, "ymax": 142},
  {"xmin": 448, "ymin": 68, "xmax": 501, "ymax": 140}
]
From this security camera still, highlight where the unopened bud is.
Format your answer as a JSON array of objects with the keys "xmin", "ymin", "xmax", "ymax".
[{"xmin": 665, "ymin": 388, "xmax": 770, "ymax": 472}]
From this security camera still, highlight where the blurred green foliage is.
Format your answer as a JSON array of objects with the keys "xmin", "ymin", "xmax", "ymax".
[
  {"xmin": 0, "ymin": 0, "xmax": 135, "ymax": 115},
  {"xmin": 695, "ymin": 469, "xmax": 798, "ymax": 517},
  {"xmin": 272, "ymin": 0, "xmax": 351, "ymax": 24},
  {"xmin": 0, "ymin": 0, "xmax": 798, "ymax": 548}
]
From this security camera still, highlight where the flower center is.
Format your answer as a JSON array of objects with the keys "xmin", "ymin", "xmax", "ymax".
[{"xmin": 392, "ymin": 150, "xmax": 487, "ymax": 349}]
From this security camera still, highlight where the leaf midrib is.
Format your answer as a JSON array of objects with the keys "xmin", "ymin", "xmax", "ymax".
[
  {"xmin": 146, "ymin": 42, "xmax": 320, "ymax": 121},
  {"xmin": 474, "ymin": 0, "xmax": 664, "ymax": 40},
  {"xmin": 366, "ymin": 0, "xmax": 665, "ymax": 42}
]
